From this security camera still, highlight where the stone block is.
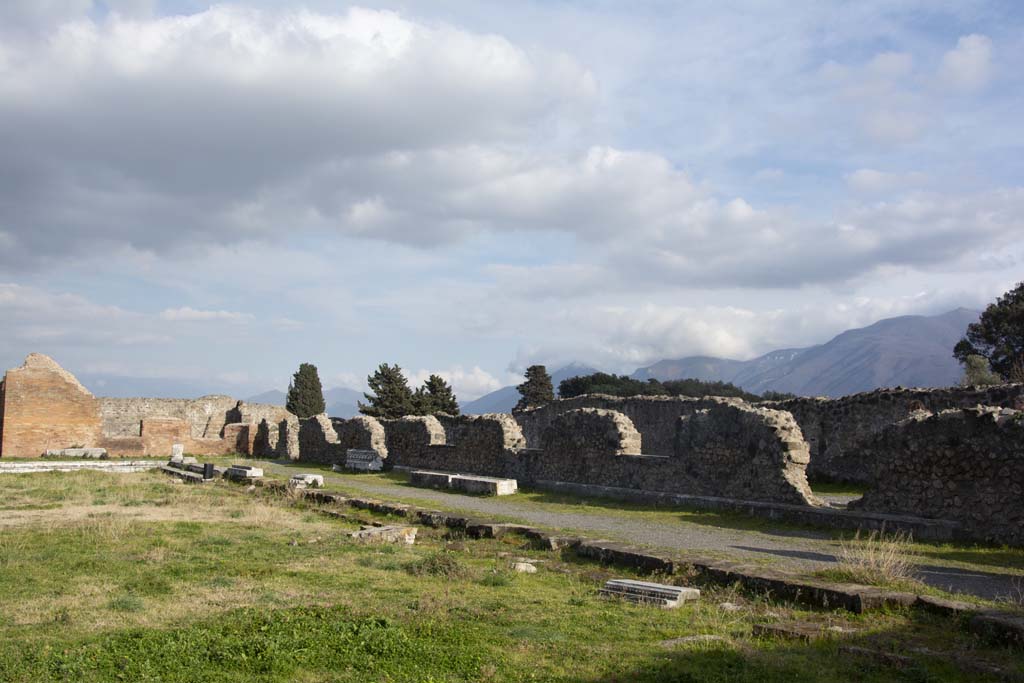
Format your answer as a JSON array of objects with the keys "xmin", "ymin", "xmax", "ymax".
[
  {"xmin": 409, "ymin": 470, "xmax": 454, "ymax": 489},
  {"xmin": 225, "ymin": 465, "xmax": 263, "ymax": 481},
  {"xmin": 599, "ymin": 579, "xmax": 699, "ymax": 608},
  {"xmin": 45, "ymin": 448, "xmax": 107, "ymax": 458},
  {"xmin": 344, "ymin": 448, "xmax": 385, "ymax": 472},
  {"xmin": 577, "ymin": 540, "xmax": 677, "ymax": 574},
  {"xmin": 450, "ymin": 474, "xmax": 518, "ymax": 496},
  {"xmin": 349, "ymin": 525, "xmax": 417, "ymax": 545},
  {"xmin": 159, "ymin": 464, "xmax": 210, "ymax": 484},
  {"xmin": 171, "ymin": 444, "xmax": 184, "ymax": 459},
  {"xmin": 465, "ymin": 522, "xmax": 533, "ymax": 539},
  {"xmin": 289, "ymin": 473, "xmax": 324, "ymax": 489},
  {"xmin": 968, "ymin": 611, "xmax": 1024, "ymax": 646}
]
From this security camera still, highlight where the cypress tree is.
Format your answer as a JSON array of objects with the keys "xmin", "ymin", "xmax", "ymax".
[
  {"xmin": 515, "ymin": 365, "xmax": 554, "ymax": 410},
  {"xmin": 359, "ymin": 363, "xmax": 415, "ymax": 419},
  {"xmin": 286, "ymin": 362, "xmax": 326, "ymax": 418}
]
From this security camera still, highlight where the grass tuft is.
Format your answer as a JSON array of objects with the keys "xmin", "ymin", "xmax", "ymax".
[
  {"xmin": 107, "ymin": 594, "xmax": 145, "ymax": 612},
  {"xmin": 830, "ymin": 530, "xmax": 917, "ymax": 586}
]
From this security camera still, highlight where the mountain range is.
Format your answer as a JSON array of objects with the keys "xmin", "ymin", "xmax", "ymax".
[
  {"xmin": 631, "ymin": 308, "xmax": 978, "ymax": 397},
  {"xmin": 83, "ymin": 308, "xmax": 977, "ymax": 416},
  {"xmin": 462, "ymin": 308, "xmax": 979, "ymax": 412}
]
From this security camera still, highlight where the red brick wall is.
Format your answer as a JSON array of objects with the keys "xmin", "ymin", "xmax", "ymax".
[
  {"xmin": 1, "ymin": 354, "xmax": 265, "ymax": 458},
  {"xmin": 0, "ymin": 355, "xmax": 102, "ymax": 457},
  {"xmin": 223, "ymin": 423, "xmax": 254, "ymax": 455}
]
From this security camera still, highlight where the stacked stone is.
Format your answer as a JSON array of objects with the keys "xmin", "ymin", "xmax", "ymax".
[
  {"xmin": 676, "ymin": 401, "xmax": 820, "ymax": 506},
  {"xmin": 772, "ymin": 384, "xmax": 1024, "ymax": 484},
  {"xmin": 850, "ymin": 406, "xmax": 1024, "ymax": 545}
]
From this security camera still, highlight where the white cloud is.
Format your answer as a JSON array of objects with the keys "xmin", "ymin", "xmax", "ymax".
[
  {"xmin": 867, "ymin": 51, "xmax": 913, "ymax": 79},
  {"xmin": 2, "ymin": 3, "xmax": 1021, "ymax": 396},
  {"xmin": 0, "ymin": 0, "xmax": 92, "ymax": 33},
  {"xmin": 860, "ymin": 108, "xmax": 926, "ymax": 144},
  {"xmin": 159, "ymin": 307, "xmax": 253, "ymax": 323},
  {"xmin": 410, "ymin": 366, "xmax": 512, "ymax": 402},
  {"xmin": 0, "ymin": 6, "xmax": 596, "ymax": 267},
  {"xmin": 939, "ymin": 34, "xmax": 993, "ymax": 91},
  {"xmin": 0, "ymin": 282, "xmax": 169, "ymax": 351},
  {"xmin": 845, "ymin": 168, "xmax": 928, "ymax": 193}
]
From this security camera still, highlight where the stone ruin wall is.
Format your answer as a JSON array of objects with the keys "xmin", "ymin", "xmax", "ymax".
[
  {"xmin": 516, "ymin": 394, "xmax": 722, "ymax": 456},
  {"xmin": 287, "ymin": 414, "xmax": 388, "ymax": 464},
  {"xmin": 5, "ymin": 352, "xmax": 1021, "ymax": 544},
  {"xmin": 849, "ymin": 407, "xmax": 1024, "ymax": 546},
  {"xmin": 773, "ymin": 384, "xmax": 1024, "ymax": 484},
  {"xmin": 98, "ymin": 396, "xmax": 241, "ymax": 439},
  {"xmin": 0, "ymin": 354, "xmax": 289, "ymax": 458},
  {"xmin": 514, "ymin": 387, "xmax": 1024, "ymax": 487},
  {"xmin": 383, "ymin": 402, "xmax": 819, "ymax": 506}
]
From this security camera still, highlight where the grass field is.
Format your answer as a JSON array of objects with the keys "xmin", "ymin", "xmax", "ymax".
[{"xmin": 0, "ymin": 469, "xmax": 1022, "ymax": 682}]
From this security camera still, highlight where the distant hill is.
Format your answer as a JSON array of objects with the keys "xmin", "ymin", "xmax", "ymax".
[
  {"xmin": 79, "ymin": 374, "xmax": 235, "ymax": 399},
  {"xmin": 632, "ymin": 308, "xmax": 979, "ymax": 397},
  {"xmin": 245, "ymin": 389, "xmax": 286, "ymax": 405},
  {"xmin": 461, "ymin": 363, "xmax": 599, "ymax": 414},
  {"xmin": 324, "ymin": 387, "xmax": 364, "ymax": 418},
  {"xmin": 244, "ymin": 387, "xmax": 364, "ymax": 418}
]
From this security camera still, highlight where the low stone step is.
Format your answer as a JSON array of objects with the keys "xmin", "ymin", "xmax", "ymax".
[
  {"xmin": 349, "ymin": 525, "xmax": 417, "ymax": 545},
  {"xmin": 409, "ymin": 470, "xmax": 517, "ymax": 496},
  {"xmin": 450, "ymin": 475, "xmax": 517, "ymax": 496},
  {"xmin": 159, "ymin": 465, "xmax": 209, "ymax": 484},
  {"xmin": 289, "ymin": 474, "xmax": 324, "ymax": 489},
  {"xmin": 599, "ymin": 579, "xmax": 700, "ymax": 608},
  {"xmin": 225, "ymin": 465, "xmax": 263, "ymax": 481},
  {"xmin": 44, "ymin": 448, "xmax": 107, "ymax": 458},
  {"xmin": 409, "ymin": 470, "xmax": 453, "ymax": 489}
]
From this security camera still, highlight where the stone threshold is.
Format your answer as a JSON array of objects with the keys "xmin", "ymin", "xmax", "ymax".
[{"xmin": 0, "ymin": 460, "xmax": 164, "ymax": 474}]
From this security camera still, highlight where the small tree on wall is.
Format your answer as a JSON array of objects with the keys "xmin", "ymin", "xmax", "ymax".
[
  {"xmin": 414, "ymin": 374, "xmax": 460, "ymax": 416},
  {"xmin": 960, "ymin": 355, "xmax": 1002, "ymax": 387},
  {"xmin": 286, "ymin": 363, "xmax": 326, "ymax": 418},
  {"xmin": 954, "ymin": 281, "xmax": 1024, "ymax": 381},
  {"xmin": 515, "ymin": 365, "xmax": 554, "ymax": 410},
  {"xmin": 360, "ymin": 363, "xmax": 415, "ymax": 419}
]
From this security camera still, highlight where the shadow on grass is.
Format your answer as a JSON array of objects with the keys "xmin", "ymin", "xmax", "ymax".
[
  {"xmin": 579, "ymin": 620, "xmax": 1017, "ymax": 683},
  {"xmin": 916, "ymin": 548, "xmax": 1024, "ymax": 572}
]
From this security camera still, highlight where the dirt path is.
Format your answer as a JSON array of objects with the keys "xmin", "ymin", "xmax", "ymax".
[{"xmin": 263, "ymin": 462, "xmax": 1022, "ymax": 602}]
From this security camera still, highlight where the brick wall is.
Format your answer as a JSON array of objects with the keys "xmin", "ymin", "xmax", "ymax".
[
  {"xmin": 0, "ymin": 354, "xmax": 102, "ymax": 457},
  {"xmin": 0, "ymin": 353, "xmax": 286, "ymax": 458}
]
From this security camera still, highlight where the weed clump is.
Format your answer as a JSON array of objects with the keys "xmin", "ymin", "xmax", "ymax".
[
  {"xmin": 830, "ymin": 529, "xmax": 916, "ymax": 586},
  {"xmin": 405, "ymin": 551, "xmax": 468, "ymax": 579}
]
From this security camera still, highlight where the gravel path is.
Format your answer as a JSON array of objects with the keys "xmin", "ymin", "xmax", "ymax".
[{"xmin": 265, "ymin": 463, "xmax": 1021, "ymax": 601}]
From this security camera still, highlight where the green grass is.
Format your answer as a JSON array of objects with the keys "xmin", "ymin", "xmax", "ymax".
[{"xmin": 0, "ymin": 470, "xmax": 1021, "ymax": 682}]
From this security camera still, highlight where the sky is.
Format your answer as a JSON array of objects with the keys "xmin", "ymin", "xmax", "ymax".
[{"xmin": 1, "ymin": 0, "xmax": 1022, "ymax": 401}]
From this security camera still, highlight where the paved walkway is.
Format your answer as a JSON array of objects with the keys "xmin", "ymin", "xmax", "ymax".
[{"xmin": 263, "ymin": 462, "xmax": 1021, "ymax": 601}]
